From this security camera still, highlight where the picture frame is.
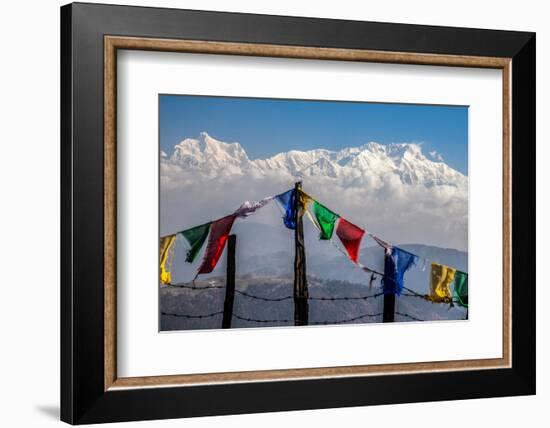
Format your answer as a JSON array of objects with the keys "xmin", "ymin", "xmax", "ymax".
[{"xmin": 60, "ymin": 2, "xmax": 535, "ymax": 424}]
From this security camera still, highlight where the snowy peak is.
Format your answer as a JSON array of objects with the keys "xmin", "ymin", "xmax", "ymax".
[
  {"xmin": 170, "ymin": 132, "xmax": 249, "ymax": 173},
  {"xmin": 164, "ymin": 133, "xmax": 466, "ymax": 188}
]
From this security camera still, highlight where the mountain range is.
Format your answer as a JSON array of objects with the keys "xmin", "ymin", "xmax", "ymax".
[
  {"xmin": 163, "ymin": 132, "xmax": 467, "ymax": 189},
  {"xmin": 160, "ymin": 132, "xmax": 468, "ymax": 252}
]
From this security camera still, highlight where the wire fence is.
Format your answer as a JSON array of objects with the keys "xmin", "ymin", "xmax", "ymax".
[
  {"xmin": 161, "ymin": 311, "xmax": 385, "ymax": 324},
  {"xmin": 161, "ymin": 281, "xmax": 470, "ymax": 325},
  {"xmin": 395, "ymin": 311, "xmax": 425, "ymax": 322}
]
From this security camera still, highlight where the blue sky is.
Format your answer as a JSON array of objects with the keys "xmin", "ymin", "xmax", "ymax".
[{"xmin": 159, "ymin": 95, "xmax": 468, "ymax": 174}]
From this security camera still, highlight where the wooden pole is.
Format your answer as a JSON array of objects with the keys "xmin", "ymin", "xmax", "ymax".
[
  {"xmin": 222, "ymin": 234, "xmax": 236, "ymax": 329},
  {"xmin": 293, "ymin": 182, "xmax": 309, "ymax": 326},
  {"xmin": 381, "ymin": 250, "xmax": 395, "ymax": 322},
  {"xmin": 382, "ymin": 292, "xmax": 395, "ymax": 322}
]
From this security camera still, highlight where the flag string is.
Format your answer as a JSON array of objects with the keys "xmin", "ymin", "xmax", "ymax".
[
  {"xmin": 300, "ymin": 188, "xmax": 467, "ymax": 283},
  {"xmin": 160, "ymin": 185, "xmax": 468, "ymax": 303}
]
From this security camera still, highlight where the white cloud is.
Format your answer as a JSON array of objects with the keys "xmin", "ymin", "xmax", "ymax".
[
  {"xmin": 429, "ymin": 150, "xmax": 444, "ymax": 162},
  {"xmin": 160, "ymin": 167, "xmax": 467, "ymax": 252}
]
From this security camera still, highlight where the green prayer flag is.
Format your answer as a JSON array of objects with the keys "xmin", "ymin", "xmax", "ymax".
[
  {"xmin": 313, "ymin": 201, "xmax": 339, "ymax": 240},
  {"xmin": 181, "ymin": 223, "xmax": 211, "ymax": 263},
  {"xmin": 454, "ymin": 271, "xmax": 468, "ymax": 308}
]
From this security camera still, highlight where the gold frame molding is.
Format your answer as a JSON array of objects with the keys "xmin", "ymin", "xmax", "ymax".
[{"xmin": 104, "ymin": 36, "xmax": 512, "ymax": 391}]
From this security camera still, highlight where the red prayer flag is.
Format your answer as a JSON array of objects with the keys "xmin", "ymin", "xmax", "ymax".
[
  {"xmin": 197, "ymin": 215, "xmax": 236, "ymax": 275},
  {"xmin": 335, "ymin": 218, "xmax": 365, "ymax": 263}
]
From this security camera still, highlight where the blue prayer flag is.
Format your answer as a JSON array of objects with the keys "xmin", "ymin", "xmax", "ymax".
[
  {"xmin": 383, "ymin": 247, "xmax": 418, "ymax": 295},
  {"xmin": 275, "ymin": 189, "xmax": 297, "ymax": 230}
]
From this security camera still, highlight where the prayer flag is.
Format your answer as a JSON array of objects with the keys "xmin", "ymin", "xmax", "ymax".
[
  {"xmin": 383, "ymin": 247, "xmax": 418, "ymax": 295},
  {"xmin": 275, "ymin": 189, "xmax": 297, "ymax": 229},
  {"xmin": 454, "ymin": 271, "xmax": 468, "ymax": 307},
  {"xmin": 298, "ymin": 189, "xmax": 312, "ymax": 211},
  {"xmin": 429, "ymin": 263, "xmax": 456, "ymax": 302},
  {"xmin": 197, "ymin": 215, "xmax": 236, "ymax": 275},
  {"xmin": 159, "ymin": 234, "xmax": 177, "ymax": 284},
  {"xmin": 181, "ymin": 223, "xmax": 211, "ymax": 263},
  {"xmin": 335, "ymin": 217, "xmax": 365, "ymax": 263},
  {"xmin": 312, "ymin": 200, "xmax": 339, "ymax": 240},
  {"xmin": 233, "ymin": 196, "xmax": 274, "ymax": 218}
]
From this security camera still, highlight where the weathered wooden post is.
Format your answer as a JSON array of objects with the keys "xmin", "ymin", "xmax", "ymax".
[
  {"xmin": 382, "ymin": 293, "xmax": 395, "ymax": 322},
  {"xmin": 293, "ymin": 182, "xmax": 309, "ymax": 326},
  {"xmin": 222, "ymin": 234, "xmax": 236, "ymax": 328}
]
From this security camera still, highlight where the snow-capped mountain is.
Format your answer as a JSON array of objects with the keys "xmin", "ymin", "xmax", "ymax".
[
  {"xmin": 170, "ymin": 133, "xmax": 250, "ymax": 174},
  {"xmin": 161, "ymin": 132, "xmax": 468, "ymax": 251},
  {"xmin": 163, "ymin": 132, "xmax": 467, "ymax": 189}
]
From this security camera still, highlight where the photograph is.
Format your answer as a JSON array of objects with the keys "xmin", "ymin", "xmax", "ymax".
[
  {"xmin": 53, "ymin": 2, "xmax": 536, "ymax": 424},
  {"xmin": 158, "ymin": 95, "xmax": 469, "ymax": 331}
]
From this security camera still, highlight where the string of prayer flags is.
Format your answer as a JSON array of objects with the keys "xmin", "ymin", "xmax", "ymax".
[
  {"xmin": 181, "ymin": 223, "xmax": 211, "ymax": 263},
  {"xmin": 453, "ymin": 271, "xmax": 468, "ymax": 307},
  {"xmin": 429, "ymin": 262, "xmax": 456, "ymax": 302},
  {"xmin": 159, "ymin": 234, "xmax": 177, "ymax": 284},
  {"xmin": 197, "ymin": 215, "xmax": 236, "ymax": 275},
  {"xmin": 312, "ymin": 200, "xmax": 339, "ymax": 240},
  {"xmin": 335, "ymin": 217, "xmax": 365, "ymax": 263},
  {"xmin": 383, "ymin": 247, "xmax": 418, "ymax": 295},
  {"xmin": 275, "ymin": 189, "xmax": 298, "ymax": 230},
  {"xmin": 162, "ymin": 193, "xmax": 275, "ymax": 281},
  {"xmin": 159, "ymin": 186, "xmax": 469, "ymax": 303}
]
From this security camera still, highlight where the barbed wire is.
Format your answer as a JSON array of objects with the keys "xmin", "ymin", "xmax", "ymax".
[
  {"xmin": 161, "ymin": 310, "xmax": 224, "ymax": 319},
  {"xmin": 166, "ymin": 283, "xmax": 464, "ymax": 307},
  {"xmin": 234, "ymin": 289, "xmax": 384, "ymax": 302},
  {"xmin": 402, "ymin": 286, "xmax": 425, "ymax": 298},
  {"xmin": 232, "ymin": 313, "xmax": 293, "ymax": 324},
  {"xmin": 166, "ymin": 282, "xmax": 466, "ymax": 311},
  {"xmin": 395, "ymin": 311, "xmax": 425, "ymax": 322},
  {"xmin": 308, "ymin": 292, "xmax": 383, "ymax": 301},
  {"xmin": 309, "ymin": 312, "xmax": 383, "ymax": 324},
  {"xmin": 159, "ymin": 309, "xmax": 440, "ymax": 324},
  {"xmin": 162, "ymin": 284, "xmax": 464, "ymax": 325},
  {"xmin": 401, "ymin": 287, "xmax": 466, "ymax": 305},
  {"xmin": 232, "ymin": 311, "xmax": 383, "ymax": 325},
  {"xmin": 234, "ymin": 289, "xmax": 293, "ymax": 302}
]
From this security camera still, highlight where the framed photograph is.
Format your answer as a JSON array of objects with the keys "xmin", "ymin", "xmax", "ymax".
[{"xmin": 61, "ymin": 2, "xmax": 535, "ymax": 424}]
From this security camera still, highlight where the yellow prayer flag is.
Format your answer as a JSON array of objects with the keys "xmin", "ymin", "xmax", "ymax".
[
  {"xmin": 298, "ymin": 189, "xmax": 312, "ymax": 210},
  {"xmin": 159, "ymin": 235, "xmax": 176, "ymax": 285},
  {"xmin": 429, "ymin": 262, "xmax": 456, "ymax": 302}
]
